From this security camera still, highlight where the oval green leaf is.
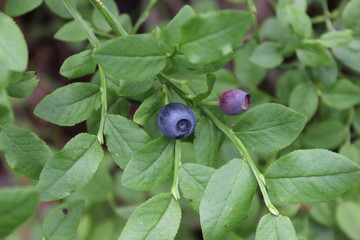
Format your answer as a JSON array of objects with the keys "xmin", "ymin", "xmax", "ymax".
[
  {"xmin": 93, "ymin": 34, "xmax": 167, "ymax": 81},
  {"xmin": 200, "ymin": 159, "xmax": 257, "ymax": 240},
  {"xmin": 104, "ymin": 114, "xmax": 151, "ymax": 169},
  {"xmin": 0, "ymin": 13, "xmax": 28, "ymax": 71},
  {"xmin": 255, "ymin": 214, "xmax": 297, "ymax": 240},
  {"xmin": 119, "ymin": 193, "xmax": 181, "ymax": 240},
  {"xmin": 43, "ymin": 200, "xmax": 85, "ymax": 240},
  {"xmin": 0, "ymin": 126, "xmax": 51, "ymax": 179},
  {"xmin": 121, "ymin": 136, "xmax": 175, "ymax": 190},
  {"xmin": 179, "ymin": 163, "xmax": 215, "ymax": 211},
  {"xmin": 232, "ymin": 103, "xmax": 307, "ymax": 152},
  {"xmin": 265, "ymin": 149, "xmax": 360, "ymax": 204},
  {"xmin": 37, "ymin": 133, "xmax": 104, "ymax": 201},
  {"xmin": 179, "ymin": 10, "xmax": 251, "ymax": 64},
  {"xmin": 34, "ymin": 82, "xmax": 101, "ymax": 126},
  {"xmin": 0, "ymin": 187, "xmax": 39, "ymax": 237}
]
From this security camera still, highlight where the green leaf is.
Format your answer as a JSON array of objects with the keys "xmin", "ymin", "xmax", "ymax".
[
  {"xmin": 302, "ymin": 120, "xmax": 346, "ymax": 150},
  {"xmin": 133, "ymin": 92, "xmax": 165, "ymax": 126},
  {"xmin": 161, "ymin": 5, "xmax": 196, "ymax": 50},
  {"xmin": 354, "ymin": 109, "xmax": 360, "ymax": 134},
  {"xmin": 307, "ymin": 60, "xmax": 338, "ymax": 86},
  {"xmin": 6, "ymin": 71, "xmax": 39, "ymax": 98},
  {"xmin": 43, "ymin": 200, "xmax": 84, "ymax": 240},
  {"xmin": 121, "ymin": 136, "xmax": 175, "ymax": 190},
  {"xmin": 340, "ymin": 143, "xmax": 360, "ymax": 164},
  {"xmin": 287, "ymin": 5, "xmax": 313, "ymax": 38},
  {"xmin": 320, "ymin": 31, "xmax": 353, "ymax": 48},
  {"xmin": 0, "ymin": 126, "xmax": 51, "ymax": 179},
  {"xmin": 250, "ymin": 42, "xmax": 283, "ymax": 68},
  {"xmin": 309, "ymin": 203, "xmax": 334, "ymax": 227},
  {"xmin": 232, "ymin": 103, "xmax": 307, "ymax": 152},
  {"xmin": 45, "ymin": 0, "xmax": 74, "ymax": 19},
  {"xmin": 194, "ymin": 116, "xmax": 224, "ymax": 167},
  {"xmin": 93, "ymin": 34, "xmax": 167, "ymax": 81},
  {"xmin": 289, "ymin": 83, "xmax": 318, "ymax": 120},
  {"xmin": 234, "ymin": 40, "xmax": 266, "ymax": 86},
  {"xmin": 200, "ymin": 159, "xmax": 257, "ymax": 240},
  {"xmin": 179, "ymin": 163, "xmax": 215, "ymax": 211},
  {"xmin": 119, "ymin": 193, "xmax": 181, "ymax": 240},
  {"xmin": 34, "ymin": 82, "xmax": 101, "ymax": 126},
  {"xmin": 118, "ymin": 77, "xmax": 155, "ymax": 97},
  {"xmin": 336, "ymin": 202, "xmax": 360, "ymax": 240},
  {"xmin": 0, "ymin": 187, "xmax": 39, "ymax": 237},
  {"xmin": 104, "ymin": 114, "xmax": 151, "ymax": 169},
  {"xmin": 276, "ymin": 69, "xmax": 307, "ymax": 103},
  {"xmin": 5, "ymin": 0, "xmax": 43, "ymax": 16},
  {"xmin": 37, "ymin": 133, "xmax": 104, "ymax": 201},
  {"xmin": 296, "ymin": 42, "xmax": 332, "ymax": 67},
  {"xmin": 321, "ymin": 79, "xmax": 360, "ymax": 110},
  {"xmin": 170, "ymin": 53, "xmax": 233, "ymax": 75},
  {"xmin": 0, "ymin": 90, "xmax": 14, "ymax": 125},
  {"xmin": 342, "ymin": 0, "xmax": 360, "ymax": 34},
  {"xmin": 193, "ymin": 74, "xmax": 217, "ymax": 106},
  {"xmin": 265, "ymin": 149, "xmax": 360, "ymax": 204},
  {"xmin": 0, "ymin": 13, "xmax": 28, "ymax": 71},
  {"xmin": 54, "ymin": 21, "xmax": 88, "ymax": 42},
  {"xmin": 255, "ymin": 214, "xmax": 297, "ymax": 240},
  {"xmin": 179, "ymin": 10, "xmax": 251, "ymax": 64},
  {"xmin": 276, "ymin": 0, "xmax": 307, "ymax": 27},
  {"xmin": 333, "ymin": 39, "xmax": 360, "ymax": 73},
  {"xmin": 60, "ymin": 50, "xmax": 97, "ymax": 79}
]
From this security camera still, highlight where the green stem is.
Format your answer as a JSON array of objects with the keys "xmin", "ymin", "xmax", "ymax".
[
  {"xmin": 201, "ymin": 100, "xmax": 220, "ymax": 106},
  {"xmin": 320, "ymin": 0, "xmax": 334, "ymax": 30},
  {"xmin": 89, "ymin": 0, "xmax": 128, "ymax": 36},
  {"xmin": 63, "ymin": 0, "xmax": 100, "ymax": 47},
  {"xmin": 246, "ymin": 0, "xmax": 261, "ymax": 43},
  {"xmin": 171, "ymin": 140, "xmax": 181, "ymax": 200},
  {"xmin": 199, "ymin": 106, "xmax": 279, "ymax": 216},
  {"xmin": 158, "ymin": 73, "xmax": 192, "ymax": 106},
  {"xmin": 132, "ymin": 0, "xmax": 159, "ymax": 34},
  {"xmin": 97, "ymin": 66, "xmax": 107, "ymax": 144}
]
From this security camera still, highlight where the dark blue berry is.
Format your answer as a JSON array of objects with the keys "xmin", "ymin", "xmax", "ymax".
[
  {"xmin": 157, "ymin": 103, "xmax": 196, "ymax": 139},
  {"xmin": 219, "ymin": 89, "xmax": 251, "ymax": 115}
]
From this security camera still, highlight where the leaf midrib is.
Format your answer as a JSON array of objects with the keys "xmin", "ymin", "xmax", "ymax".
[
  {"xmin": 266, "ymin": 170, "xmax": 360, "ymax": 180},
  {"xmin": 40, "ymin": 138, "xmax": 98, "ymax": 197},
  {"xmin": 0, "ymin": 130, "xmax": 44, "ymax": 169}
]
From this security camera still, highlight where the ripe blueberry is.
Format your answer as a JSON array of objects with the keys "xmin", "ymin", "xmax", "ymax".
[
  {"xmin": 157, "ymin": 102, "xmax": 196, "ymax": 139},
  {"xmin": 219, "ymin": 89, "xmax": 251, "ymax": 115}
]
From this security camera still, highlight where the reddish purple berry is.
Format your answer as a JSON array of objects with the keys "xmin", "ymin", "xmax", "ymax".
[{"xmin": 219, "ymin": 89, "xmax": 251, "ymax": 115}]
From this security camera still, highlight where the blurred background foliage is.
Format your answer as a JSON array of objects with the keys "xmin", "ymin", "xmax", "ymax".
[{"xmin": 1, "ymin": 0, "xmax": 360, "ymax": 239}]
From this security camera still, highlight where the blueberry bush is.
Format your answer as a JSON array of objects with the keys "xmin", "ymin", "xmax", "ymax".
[{"xmin": 1, "ymin": 0, "xmax": 360, "ymax": 239}]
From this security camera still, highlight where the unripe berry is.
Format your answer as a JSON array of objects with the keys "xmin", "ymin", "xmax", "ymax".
[
  {"xmin": 157, "ymin": 102, "xmax": 196, "ymax": 139},
  {"xmin": 219, "ymin": 89, "xmax": 251, "ymax": 115}
]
